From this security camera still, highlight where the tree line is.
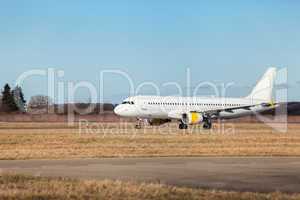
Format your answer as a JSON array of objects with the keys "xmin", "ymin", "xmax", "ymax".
[
  {"xmin": 0, "ymin": 84, "xmax": 114, "ymax": 114},
  {"xmin": 1, "ymin": 84, "xmax": 26, "ymax": 112},
  {"xmin": 0, "ymin": 83, "xmax": 51, "ymax": 113}
]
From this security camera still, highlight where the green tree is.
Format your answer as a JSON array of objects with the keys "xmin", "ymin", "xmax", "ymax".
[
  {"xmin": 1, "ymin": 84, "xmax": 18, "ymax": 112},
  {"xmin": 12, "ymin": 86, "xmax": 26, "ymax": 112}
]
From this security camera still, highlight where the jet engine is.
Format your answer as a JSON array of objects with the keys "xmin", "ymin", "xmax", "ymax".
[{"xmin": 182, "ymin": 112, "xmax": 204, "ymax": 125}]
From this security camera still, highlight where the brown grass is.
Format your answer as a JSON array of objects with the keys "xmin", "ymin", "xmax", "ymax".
[
  {"xmin": 0, "ymin": 122, "xmax": 300, "ymax": 160},
  {"xmin": 0, "ymin": 173, "xmax": 299, "ymax": 200}
]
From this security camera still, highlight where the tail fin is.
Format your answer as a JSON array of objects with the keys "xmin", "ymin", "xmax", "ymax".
[{"xmin": 246, "ymin": 67, "xmax": 277, "ymax": 102}]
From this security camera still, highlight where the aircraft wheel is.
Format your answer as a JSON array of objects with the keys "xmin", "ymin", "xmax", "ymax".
[
  {"xmin": 203, "ymin": 122, "xmax": 212, "ymax": 129},
  {"xmin": 135, "ymin": 124, "xmax": 142, "ymax": 129},
  {"xmin": 179, "ymin": 123, "xmax": 183, "ymax": 129},
  {"xmin": 179, "ymin": 123, "xmax": 188, "ymax": 129}
]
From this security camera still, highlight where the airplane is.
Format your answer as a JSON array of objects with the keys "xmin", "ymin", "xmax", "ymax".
[{"xmin": 114, "ymin": 68, "xmax": 277, "ymax": 129}]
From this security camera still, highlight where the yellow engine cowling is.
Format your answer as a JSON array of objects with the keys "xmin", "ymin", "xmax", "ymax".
[{"xmin": 184, "ymin": 112, "xmax": 204, "ymax": 124}]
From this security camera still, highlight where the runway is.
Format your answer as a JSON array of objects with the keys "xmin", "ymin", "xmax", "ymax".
[{"xmin": 1, "ymin": 157, "xmax": 300, "ymax": 193}]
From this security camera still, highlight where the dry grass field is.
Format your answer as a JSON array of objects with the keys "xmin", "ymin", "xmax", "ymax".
[
  {"xmin": 0, "ymin": 173, "xmax": 299, "ymax": 200},
  {"xmin": 0, "ymin": 122, "xmax": 300, "ymax": 160}
]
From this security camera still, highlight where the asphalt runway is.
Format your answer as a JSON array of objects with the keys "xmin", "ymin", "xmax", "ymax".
[{"xmin": 1, "ymin": 157, "xmax": 300, "ymax": 193}]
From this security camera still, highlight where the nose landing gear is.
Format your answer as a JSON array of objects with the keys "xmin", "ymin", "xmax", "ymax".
[{"xmin": 135, "ymin": 118, "xmax": 143, "ymax": 129}]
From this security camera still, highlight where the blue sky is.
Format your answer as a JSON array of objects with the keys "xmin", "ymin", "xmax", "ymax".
[{"xmin": 0, "ymin": 0, "xmax": 300, "ymax": 103}]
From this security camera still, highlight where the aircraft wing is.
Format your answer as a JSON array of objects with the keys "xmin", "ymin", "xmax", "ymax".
[
  {"xmin": 194, "ymin": 102, "xmax": 277, "ymax": 117},
  {"xmin": 167, "ymin": 102, "xmax": 277, "ymax": 119}
]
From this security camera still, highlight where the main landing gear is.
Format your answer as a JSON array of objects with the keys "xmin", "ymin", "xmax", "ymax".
[
  {"xmin": 202, "ymin": 117, "xmax": 212, "ymax": 129},
  {"xmin": 178, "ymin": 117, "xmax": 212, "ymax": 130},
  {"xmin": 178, "ymin": 122, "xmax": 188, "ymax": 129}
]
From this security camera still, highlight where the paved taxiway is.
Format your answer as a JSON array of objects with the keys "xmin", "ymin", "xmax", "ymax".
[{"xmin": 1, "ymin": 157, "xmax": 300, "ymax": 192}]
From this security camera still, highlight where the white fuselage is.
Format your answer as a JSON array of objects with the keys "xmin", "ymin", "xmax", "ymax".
[
  {"xmin": 114, "ymin": 95, "xmax": 271, "ymax": 120},
  {"xmin": 114, "ymin": 68, "xmax": 277, "ymax": 126}
]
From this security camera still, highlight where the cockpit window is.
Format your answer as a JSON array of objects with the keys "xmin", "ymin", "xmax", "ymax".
[{"xmin": 122, "ymin": 101, "xmax": 134, "ymax": 105}]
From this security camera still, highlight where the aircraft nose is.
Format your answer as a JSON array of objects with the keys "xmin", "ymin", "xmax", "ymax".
[
  {"xmin": 114, "ymin": 105, "xmax": 122, "ymax": 116},
  {"xmin": 113, "ymin": 104, "xmax": 136, "ymax": 117},
  {"xmin": 114, "ymin": 104, "xmax": 129, "ymax": 116}
]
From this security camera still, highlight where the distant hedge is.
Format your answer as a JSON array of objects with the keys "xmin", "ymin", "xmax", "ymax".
[{"xmin": 51, "ymin": 103, "xmax": 116, "ymax": 115}]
